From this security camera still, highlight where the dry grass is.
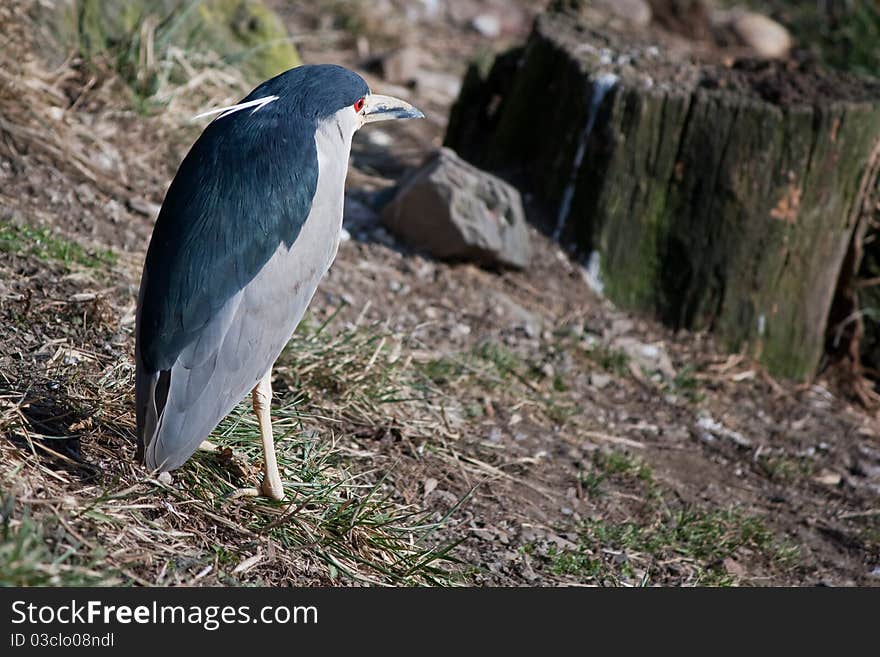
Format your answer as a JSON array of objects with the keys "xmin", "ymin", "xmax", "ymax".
[{"xmin": 0, "ymin": 314, "xmax": 466, "ymax": 586}]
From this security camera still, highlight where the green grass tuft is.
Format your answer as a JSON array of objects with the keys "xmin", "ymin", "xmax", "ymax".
[
  {"xmin": 543, "ymin": 506, "xmax": 797, "ymax": 586},
  {"xmin": 586, "ymin": 344, "xmax": 630, "ymax": 375},
  {"xmin": 0, "ymin": 493, "xmax": 112, "ymax": 586},
  {"xmin": 580, "ymin": 450, "xmax": 654, "ymax": 499},
  {"xmin": 172, "ymin": 403, "xmax": 461, "ymax": 585},
  {"xmin": 0, "ymin": 219, "xmax": 117, "ymax": 269}
]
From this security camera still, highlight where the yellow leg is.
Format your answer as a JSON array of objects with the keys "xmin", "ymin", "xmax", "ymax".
[
  {"xmin": 228, "ymin": 371, "xmax": 284, "ymax": 501},
  {"xmin": 252, "ymin": 371, "xmax": 284, "ymax": 500}
]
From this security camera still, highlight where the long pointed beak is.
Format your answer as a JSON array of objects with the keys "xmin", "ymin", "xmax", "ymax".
[{"xmin": 362, "ymin": 94, "xmax": 425, "ymax": 124}]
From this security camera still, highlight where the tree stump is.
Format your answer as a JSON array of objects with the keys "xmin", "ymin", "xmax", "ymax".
[{"xmin": 445, "ymin": 9, "xmax": 880, "ymax": 380}]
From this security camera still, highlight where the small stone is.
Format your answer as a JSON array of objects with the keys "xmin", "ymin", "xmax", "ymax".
[
  {"xmin": 590, "ymin": 372, "xmax": 612, "ymax": 389},
  {"xmin": 813, "ymin": 470, "xmax": 842, "ymax": 487},
  {"xmin": 715, "ymin": 9, "xmax": 792, "ymax": 59},
  {"xmin": 491, "ymin": 291, "xmax": 542, "ymax": 337},
  {"xmin": 471, "ymin": 14, "xmax": 502, "ymax": 38},
  {"xmin": 696, "ymin": 414, "xmax": 751, "ymax": 447},
  {"xmin": 723, "ymin": 557, "xmax": 746, "ymax": 578},
  {"xmin": 366, "ymin": 129, "xmax": 392, "ymax": 147},
  {"xmin": 382, "ymin": 148, "xmax": 531, "ymax": 269},
  {"xmin": 452, "ymin": 323, "xmax": 471, "ymax": 337},
  {"xmin": 593, "ymin": 0, "xmax": 652, "ymax": 28},
  {"xmin": 606, "ymin": 318, "xmax": 634, "ymax": 339},
  {"xmin": 612, "ymin": 336, "xmax": 676, "ymax": 380}
]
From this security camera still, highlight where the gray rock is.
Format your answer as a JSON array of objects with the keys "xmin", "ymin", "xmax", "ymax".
[{"xmin": 382, "ymin": 148, "xmax": 531, "ymax": 268}]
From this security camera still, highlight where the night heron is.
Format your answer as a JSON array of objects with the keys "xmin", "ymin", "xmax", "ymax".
[{"xmin": 135, "ymin": 64, "xmax": 423, "ymax": 499}]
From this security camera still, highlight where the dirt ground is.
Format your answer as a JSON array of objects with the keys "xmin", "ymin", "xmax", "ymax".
[{"xmin": 1, "ymin": 0, "xmax": 879, "ymax": 586}]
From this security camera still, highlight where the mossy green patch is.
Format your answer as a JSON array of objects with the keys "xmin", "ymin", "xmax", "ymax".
[
  {"xmin": 196, "ymin": 0, "xmax": 301, "ymax": 80},
  {"xmin": 0, "ymin": 220, "xmax": 117, "ymax": 269},
  {"xmin": 545, "ymin": 507, "xmax": 796, "ymax": 586},
  {"xmin": 56, "ymin": 0, "xmax": 301, "ymax": 102}
]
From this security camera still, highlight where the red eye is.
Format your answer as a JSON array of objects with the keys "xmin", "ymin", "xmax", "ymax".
[{"xmin": 354, "ymin": 97, "xmax": 365, "ymax": 113}]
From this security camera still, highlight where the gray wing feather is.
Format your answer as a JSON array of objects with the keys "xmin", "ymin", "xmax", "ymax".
[{"xmin": 137, "ymin": 241, "xmax": 326, "ymax": 472}]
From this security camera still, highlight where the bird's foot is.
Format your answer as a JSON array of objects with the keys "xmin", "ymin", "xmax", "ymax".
[
  {"xmin": 227, "ymin": 486, "xmax": 260, "ymax": 499},
  {"xmin": 260, "ymin": 472, "xmax": 285, "ymax": 501},
  {"xmin": 227, "ymin": 474, "xmax": 284, "ymax": 501}
]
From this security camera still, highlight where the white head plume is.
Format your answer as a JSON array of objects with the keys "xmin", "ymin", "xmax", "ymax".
[{"xmin": 192, "ymin": 95, "xmax": 279, "ymax": 122}]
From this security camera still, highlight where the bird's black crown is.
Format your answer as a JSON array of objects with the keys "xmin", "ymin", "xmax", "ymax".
[{"xmin": 248, "ymin": 64, "xmax": 370, "ymax": 120}]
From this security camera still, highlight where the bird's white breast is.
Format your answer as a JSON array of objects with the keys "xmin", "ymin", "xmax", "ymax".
[
  {"xmin": 308, "ymin": 113, "xmax": 354, "ymax": 271},
  {"xmin": 248, "ymin": 113, "xmax": 354, "ymax": 344}
]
